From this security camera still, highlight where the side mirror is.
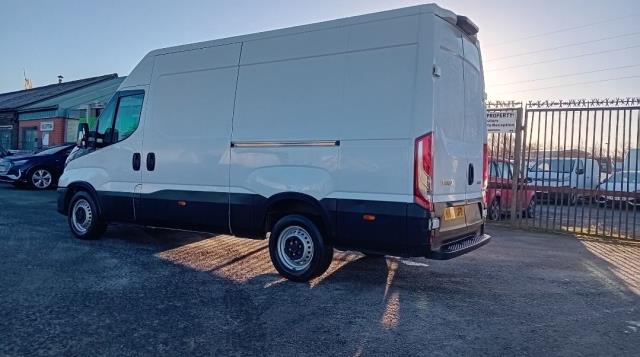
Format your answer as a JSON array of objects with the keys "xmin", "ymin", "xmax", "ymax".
[
  {"xmin": 576, "ymin": 168, "xmax": 585, "ymax": 175},
  {"xmin": 77, "ymin": 123, "xmax": 90, "ymax": 148}
]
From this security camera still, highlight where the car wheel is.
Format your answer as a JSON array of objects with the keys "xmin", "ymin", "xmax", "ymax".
[
  {"xmin": 525, "ymin": 198, "xmax": 535, "ymax": 218},
  {"xmin": 488, "ymin": 199, "xmax": 501, "ymax": 221},
  {"xmin": 269, "ymin": 214, "xmax": 333, "ymax": 282},
  {"xmin": 29, "ymin": 168, "xmax": 54, "ymax": 190},
  {"xmin": 68, "ymin": 191, "xmax": 107, "ymax": 240}
]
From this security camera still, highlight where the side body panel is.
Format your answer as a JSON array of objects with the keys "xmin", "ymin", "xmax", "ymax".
[
  {"xmin": 139, "ymin": 44, "xmax": 241, "ymax": 232},
  {"xmin": 230, "ymin": 15, "xmax": 420, "ymax": 252}
]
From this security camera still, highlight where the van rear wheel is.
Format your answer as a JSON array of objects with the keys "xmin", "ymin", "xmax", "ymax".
[
  {"xmin": 269, "ymin": 215, "xmax": 333, "ymax": 282},
  {"xmin": 68, "ymin": 191, "xmax": 106, "ymax": 240}
]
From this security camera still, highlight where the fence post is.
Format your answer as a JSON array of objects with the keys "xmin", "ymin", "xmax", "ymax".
[{"xmin": 510, "ymin": 107, "xmax": 524, "ymax": 226}]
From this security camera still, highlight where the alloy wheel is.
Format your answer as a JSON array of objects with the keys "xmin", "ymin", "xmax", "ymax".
[{"xmin": 31, "ymin": 169, "xmax": 52, "ymax": 189}]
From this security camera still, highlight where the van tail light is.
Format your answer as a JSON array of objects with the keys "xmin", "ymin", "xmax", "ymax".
[
  {"xmin": 482, "ymin": 143, "xmax": 489, "ymax": 205},
  {"xmin": 414, "ymin": 132, "xmax": 434, "ymax": 211}
]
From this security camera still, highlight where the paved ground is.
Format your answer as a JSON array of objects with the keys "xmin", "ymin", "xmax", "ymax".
[
  {"xmin": 1, "ymin": 183, "xmax": 639, "ymax": 356},
  {"xmin": 494, "ymin": 198, "xmax": 640, "ymax": 239}
]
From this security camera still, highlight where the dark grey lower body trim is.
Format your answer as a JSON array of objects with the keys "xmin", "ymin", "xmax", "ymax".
[{"xmin": 57, "ymin": 187, "xmax": 488, "ymax": 258}]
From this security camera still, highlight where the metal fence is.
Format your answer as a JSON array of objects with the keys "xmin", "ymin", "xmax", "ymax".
[{"xmin": 487, "ymin": 98, "xmax": 640, "ymax": 240}]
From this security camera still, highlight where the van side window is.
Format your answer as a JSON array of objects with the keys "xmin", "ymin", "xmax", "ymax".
[
  {"xmin": 95, "ymin": 97, "xmax": 117, "ymax": 135},
  {"xmin": 113, "ymin": 94, "xmax": 144, "ymax": 143}
]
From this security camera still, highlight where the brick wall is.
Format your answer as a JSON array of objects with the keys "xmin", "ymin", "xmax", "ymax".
[{"xmin": 18, "ymin": 118, "xmax": 67, "ymax": 149}]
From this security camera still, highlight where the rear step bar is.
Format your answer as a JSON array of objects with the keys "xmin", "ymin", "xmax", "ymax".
[{"xmin": 427, "ymin": 233, "xmax": 491, "ymax": 260}]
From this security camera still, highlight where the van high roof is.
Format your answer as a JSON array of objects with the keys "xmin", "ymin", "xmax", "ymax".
[{"xmin": 147, "ymin": 3, "xmax": 476, "ymax": 57}]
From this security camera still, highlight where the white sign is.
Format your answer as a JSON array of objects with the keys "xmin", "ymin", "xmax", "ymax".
[
  {"xmin": 40, "ymin": 122, "xmax": 54, "ymax": 132},
  {"xmin": 487, "ymin": 110, "xmax": 517, "ymax": 133}
]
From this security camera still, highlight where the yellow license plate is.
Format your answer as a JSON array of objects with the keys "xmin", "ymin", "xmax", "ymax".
[{"xmin": 443, "ymin": 206, "xmax": 465, "ymax": 221}]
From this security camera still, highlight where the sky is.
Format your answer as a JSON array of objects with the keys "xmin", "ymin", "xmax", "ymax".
[{"xmin": 1, "ymin": 0, "xmax": 639, "ymax": 101}]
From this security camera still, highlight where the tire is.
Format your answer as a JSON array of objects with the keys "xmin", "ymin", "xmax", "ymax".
[
  {"xmin": 525, "ymin": 198, "xmax": 535, "ymax": 218},
  {"xmin": 268, "ymin": 214, "xmax": 333, "ymax": 282},
  {"xmin": 29, "ymin": 167, "xmax": 54, "ymax": 190},
  {"xmin": 67, "ymin": 191, "xmax": 107, "ymax": 240},
  {"xmin": 488, "ymin": 198, "xmax": 501, "ymax": 221}
]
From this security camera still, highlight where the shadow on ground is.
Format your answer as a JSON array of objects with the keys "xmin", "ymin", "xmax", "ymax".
[{"xmin": 1, "ymin": 183, "xmax": 639, "ymax": 356}]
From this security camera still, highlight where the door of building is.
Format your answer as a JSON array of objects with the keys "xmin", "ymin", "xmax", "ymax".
[{"xmin": 22, "ymin": 127, "xmax": 38, "ymax": 151}]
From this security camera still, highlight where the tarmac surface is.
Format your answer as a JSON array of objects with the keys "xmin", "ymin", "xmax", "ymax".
[{"xmin": 1, "ymin": 183, "xmax": 639, "ymax": 356}]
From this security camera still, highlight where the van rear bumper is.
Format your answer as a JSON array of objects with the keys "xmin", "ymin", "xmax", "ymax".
[
  {"xmin": 404, "ymin": 201, "xmax": 489, "ymax": 259},
  {"xmin": 426, "ymin": 232, "xmax": 491, "ymax": 260}
]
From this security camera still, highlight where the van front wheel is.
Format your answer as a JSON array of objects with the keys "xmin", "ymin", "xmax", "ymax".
[
  {"xmin": 68, "ymin": 191, "xmax": 106, "ymax": 240},
  {"xmin": 269, "ymin": 215, "xmax": 333, "ymax": 282}
]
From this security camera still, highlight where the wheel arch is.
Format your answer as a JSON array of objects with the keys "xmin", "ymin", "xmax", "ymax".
[
  {"xmin": 259, "ymin": 192, "xmax": 334, "ymax": 241},
  {"xmin": 62, "ymin": 181, "xmax": 103, "ymax": 216}
]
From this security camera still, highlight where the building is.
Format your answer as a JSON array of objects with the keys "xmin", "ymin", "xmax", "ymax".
[
  {"xmin": 0, "ymin": 74, "xmax": 118, "ymax": 150},
  {"xmin": 17, "ymin": 76, "xmax": 124, "ymax": 150}
]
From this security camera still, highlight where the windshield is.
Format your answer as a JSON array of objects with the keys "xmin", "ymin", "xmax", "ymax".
[
  {"xmin": 530, "ymin": 159, "xmax": 575, "ymax": 173},
  {"xmin": 35, "ymin": 145, "xmax": 69, "ymax": 156},
  {"xmin": 606, "ymin": 172, "xmax": 639, "ymax": 184}
]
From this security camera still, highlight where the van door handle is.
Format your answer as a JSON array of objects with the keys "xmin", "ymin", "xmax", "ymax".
[
  {"xmin": 468, "ymin": 164, "xmax": 474, "ymax": 185},
  {"xmin": 146, "ymin": 152, "xmax": 156, "ymax": 171},
  {"xmin": 132, "ymin": 153, "xmax": 141, "ymax": 171}
]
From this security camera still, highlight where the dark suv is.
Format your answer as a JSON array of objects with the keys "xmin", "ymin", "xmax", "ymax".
[{"xmin": 0, "ymin": 144, "xmax": 75, "ymax": 189}]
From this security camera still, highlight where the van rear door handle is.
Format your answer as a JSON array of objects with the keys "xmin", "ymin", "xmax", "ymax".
[
  {"xmin": 468, "ymin": 164, "xmax": 474, "ymax": 185},
  {"xmin": 132, "ymin": 153, "xmax": 141, "ymax": 171},
  {"xmin": 146, "ymin": 153, "xmax": 156, "ymax": 171}
]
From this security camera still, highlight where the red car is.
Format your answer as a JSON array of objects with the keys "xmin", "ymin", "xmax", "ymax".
[{"xmin": 487, "ymin": 159, "xmax": 536, "ymax": 220}]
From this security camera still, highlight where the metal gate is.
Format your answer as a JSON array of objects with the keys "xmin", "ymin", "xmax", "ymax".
[{"xmin": 487, "ymin": 98, "xmax": 640, "ymax": 240}]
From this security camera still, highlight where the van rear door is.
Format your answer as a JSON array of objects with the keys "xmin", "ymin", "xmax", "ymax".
[
  {"xmin": 461, "ymin": 36, "xmax": 486, "ymax": 227},
  {"xmin": 432, "ymin": 21, "xmax": 467, "ymax": 205},
  {"xmin": 430, "ymin": 19, "xmax": 485, "ymax": 243}
]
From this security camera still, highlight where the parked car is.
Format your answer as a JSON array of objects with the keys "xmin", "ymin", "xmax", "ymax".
[
  {"xmin": 527, "ymin": 157, "xmax": 600, "ymax": 204},
  {"xmin": 595, "ymin": 171, "xmax": 640, "ymax": 208},
  {"xmin": 487, "ymin": 159, "xmax": 536, "ymax": 220},
  {"xmin": 0, "ymin": 144, "xmax": 75, "ymax": 189},
  {"xmin": 624, "ymin": 149, "xmax": 640, "ymax": 172},
  {"xmin": 57, "ymin": 4, "xmax": 490, "ymax": 282}
]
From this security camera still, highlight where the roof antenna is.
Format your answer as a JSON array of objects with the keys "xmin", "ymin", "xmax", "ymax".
[
  {"xmin": 23, "ymin": 69, "xmax": 33, "ymax": 90},
  {"xmin": 57, "ymin": 75, "xmax": 64, "ymax": 84}
]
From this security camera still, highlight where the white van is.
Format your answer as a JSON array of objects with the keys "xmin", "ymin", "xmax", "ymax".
[
  {"xmin": 625, "ymin": 149, "xmax": 640, "ymax": 172},
  {"xmin": 527, "ymin": 157, "xmax": 601, "ymax": 204},
  {"xmin": 58, "ymin": 4, "xmax": 490, "ymax": 281}
]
